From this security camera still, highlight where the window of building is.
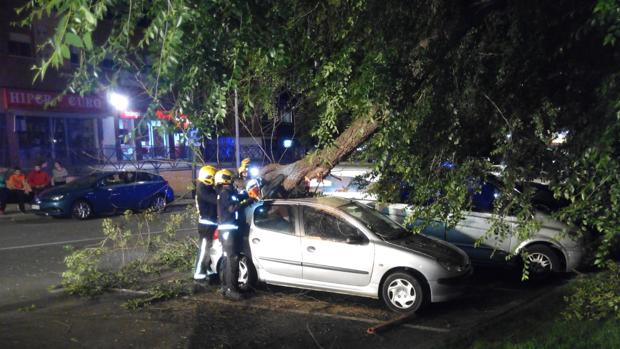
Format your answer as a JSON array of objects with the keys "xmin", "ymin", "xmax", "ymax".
[
  {"xmin": 8, "ymin": 32, "xmax": 32, "ymax": 57},
  {"xmin": 0, "ymin": 115, "xmax": 7, "ymax": 166},
  {"xmin": 281, "ymin": 110, "xmax": 292, "ymax": 124}
]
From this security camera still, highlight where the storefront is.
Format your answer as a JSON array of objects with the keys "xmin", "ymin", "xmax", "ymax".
[
  {"xmin": 0, "ymin": 87, "xmax": 109, "ymax": 167},
  {"xmin": 116, "ymin": 111, "xmax": 189, "ymax": 161}
]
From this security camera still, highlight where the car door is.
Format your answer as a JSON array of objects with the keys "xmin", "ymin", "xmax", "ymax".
[
  {"xmin": 300, "ymin": 206, "xmax": 374, "ymax": 287},
  {"xmin": 96, "ymin": 173, "xmax": 134, "ymax": 212},
  {"xmin": 249, "ymin": 203, "xmax": 302, "ymax": 279},
  {"xmin": 133, "ymin": 172, "xmax": 159, "ymax": 209},
  {"xmin": 446, "ymin": 181, "xmax": 512, "ymax": 263}
]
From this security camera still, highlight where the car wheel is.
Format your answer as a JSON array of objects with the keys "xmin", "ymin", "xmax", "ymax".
[
  {"xmin": 149, "ymin": 195, "xmax": 167, "ymax": 213},
  {"xmin": 238, "ymin": 255, "xmax": 257, "ymax": 291},
  {"xmin": 71, "ymin": 200, "xmax": 93, "ymax": 220},
  {"xmin": 217, "ymin": 255, "xmax": 257, "ymax": 291},
  {"xmin": 523, "ymin": 244, "xmax": 561, "ymax": 278},
  {"xmin": 381, "ymin": 271, "xmax": 425, "ymax": 314}
]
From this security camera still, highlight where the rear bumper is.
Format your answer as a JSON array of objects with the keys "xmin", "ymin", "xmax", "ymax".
[
  {"xmin": 429, "ymin": 267, "xmax": 473, "ymax": 302},
  {"xmin": 565, "ymin": 247, "xmax": 584, "ymax": 271}
]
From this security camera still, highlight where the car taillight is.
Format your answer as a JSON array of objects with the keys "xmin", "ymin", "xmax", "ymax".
[{"xmin": 212, "ymin": 229, "xmax": 219, "ymax": 240}]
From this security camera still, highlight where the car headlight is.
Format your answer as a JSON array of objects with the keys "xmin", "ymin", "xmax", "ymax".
[
  {"xmin": 438, "ymin": 259, "xmax": 465, "ymax": 272},
  {"xmin": 50, "ymin": 195, "xmax": 65, "ymax": 201}
]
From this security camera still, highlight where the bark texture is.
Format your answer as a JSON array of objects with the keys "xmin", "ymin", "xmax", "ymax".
[{"xmin": 261, "ymin": 108, "xmax": 384, "ymax": 192}]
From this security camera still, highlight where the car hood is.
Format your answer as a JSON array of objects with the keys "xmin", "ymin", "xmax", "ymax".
[
  {"xmin": 39, "ymin": 184, "xmax": 87, "ymax": 198},
  {"xmin": 389, "ymin": 234, "xmax": 467, "ymax": 267}
]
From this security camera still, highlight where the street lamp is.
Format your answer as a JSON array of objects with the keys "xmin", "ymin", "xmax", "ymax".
[
  {"xmin": 107, "ymin": 92, "xmax": 129, "ymax": 112},
  {"xmin": 107, "ymin": 92, "xmax": 130, "ymax": 162},
  {"xmin": 283, "ymin": 139, "xmax": 293, "ymax": 148}
]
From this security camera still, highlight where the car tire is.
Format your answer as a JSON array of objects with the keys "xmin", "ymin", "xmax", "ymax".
[
  {"xmin": 71, "ymin": 200, "xmax": 93, "ymax": 220},
  {"xmin": 217, "ymin": 255, "xmax": 257, "ymax": 291},
  {"xmin": 381, "ymin": 271, "xmax": 426, "ymax": 314},
  {"xmin": 238, "ymin": 255, "xmax": 257, "ymax": 291},
  {"xmin": 149, "ymin": 194, "xmax": 167, "ymax": 213},
  {"xmin": 522, "ymin": 244, "xmax": 561, "ymax": 279}
]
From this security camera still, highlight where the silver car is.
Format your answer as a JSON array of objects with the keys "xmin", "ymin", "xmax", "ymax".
[
  {"xmin": 384, "ymin": 204, "xmax": 584, "ymax": 277},
  {"xmin": 210, "ymin": 197, "xmax": 471, "ymax": 314}
]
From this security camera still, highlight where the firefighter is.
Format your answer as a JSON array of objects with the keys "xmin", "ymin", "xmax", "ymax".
[
  {"xmin": 193, "ymin": 165, "xmax": 218, "ymax": 282},
  {"xmin": 215, "ymin": 168, "xmax": 244, "ymax": 300}
]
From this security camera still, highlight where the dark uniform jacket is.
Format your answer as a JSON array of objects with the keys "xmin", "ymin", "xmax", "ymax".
[
  {"xmin": 217, "ymin": 185, "xmax": 240, "ymax": 227},
  {"xmin": 196, "ymin": 182, "xmax": 218, "ymax": 225}
]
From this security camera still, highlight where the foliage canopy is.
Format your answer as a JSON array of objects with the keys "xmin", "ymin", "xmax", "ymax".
[{"xmin": 23, "ymin": 0, "xmax": 620, "ymax": 267}]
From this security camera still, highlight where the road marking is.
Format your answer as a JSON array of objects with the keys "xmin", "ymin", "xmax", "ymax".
[
  {"xmin": 0, "ymin": 228, "xmax": 195, "ymax": 251},
  {"xmin": 195, "ymin": 296, "xmax": 451, "ymax": 333}
]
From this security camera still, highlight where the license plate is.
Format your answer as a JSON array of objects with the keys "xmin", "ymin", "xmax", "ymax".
[{"xmin": 31, "ymin": 204, "xmax": 40, "ymax": 210}]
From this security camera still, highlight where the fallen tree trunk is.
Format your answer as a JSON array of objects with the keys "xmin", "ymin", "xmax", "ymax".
[{"xmin": 261, "ymin": 108, "xmax": 386, "ymax": 193}]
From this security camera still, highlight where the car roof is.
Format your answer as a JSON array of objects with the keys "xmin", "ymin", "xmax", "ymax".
[{"xmin": 264, "ymin": 196, "xmax": 354, "ymax": 208}]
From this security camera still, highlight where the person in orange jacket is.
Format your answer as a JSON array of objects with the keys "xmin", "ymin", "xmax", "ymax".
[{"xmin": 7, "ymin": 167, "xmax": 30, "ymax": 213}]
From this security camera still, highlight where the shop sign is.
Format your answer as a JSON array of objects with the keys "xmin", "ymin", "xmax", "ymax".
[
  {"xmin": 120, "ymin": 111, "xmax": 141, "ymax": 119},
  {"xmin": 2, "ymin": 88, "xmax": 107, "ymax": 113}
]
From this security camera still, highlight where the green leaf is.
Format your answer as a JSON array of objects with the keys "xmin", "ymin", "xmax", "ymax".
[
  {"xmin": 81, "ymin": 7, "xmax": 96, "ymax": 25},
  {"xmin": 65, "ymin": 32, "xmax": 83, "ymax": 48},
  {"xmin": 60, "ymin": 45, "xmax": 70, "ymax": 59},
  {"xmin": 83, "ymin": 32, "xmax": 93, "ymax": 50}
]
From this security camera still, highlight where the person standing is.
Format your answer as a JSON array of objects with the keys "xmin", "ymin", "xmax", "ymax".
[
  {"xmin": 27, "ymin": 163, "xmax": 50, "ymax": 196},
  {"xmin": 52, "ymin": 161, "xmax": 69, "ymax": 186},
  {"xmin": 215, "ymin": 168, "xmax": 244, "ymax": 300},
  {"xmin": 193, "ymin": 165, "xmax": 218, "ymax": 282},
  {"xmin": 0, "ymin": 166, "xmax": 8, "ymax": 215},
  {"xmin": 7, "ymin": 167, "xmax": 29, "ymax": 213}
]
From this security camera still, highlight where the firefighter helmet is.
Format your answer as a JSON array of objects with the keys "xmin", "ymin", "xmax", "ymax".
[
  {"xmin": 214, "ymin": 169, "xmax": 234, "ymax": 185},
  {"xmin": 198, "ymin": 165, "xmax": 216, "ymax": 185},
  {"xmin": 245, "ymin": 178, "xmax": 261, "ymax": 200}
]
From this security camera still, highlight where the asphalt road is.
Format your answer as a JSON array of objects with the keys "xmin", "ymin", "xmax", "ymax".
[
  {"xmin": 0, "ymin": 206, "xmax": 194, "ymax": 311},
  {"xmin": 0, "ymin": 203, "xmax": 570, "ymax": 348}
]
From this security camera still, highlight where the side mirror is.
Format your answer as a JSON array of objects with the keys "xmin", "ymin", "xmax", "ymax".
[{"xmin": 345, "ymin": 235, "xmax": 364, "ymax": 245}]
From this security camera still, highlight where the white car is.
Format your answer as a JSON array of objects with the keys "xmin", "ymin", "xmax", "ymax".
[
  {"xmin": 383, "ymin": 204, "xmax": 584, "ymax": 277},
  {"xmin": 210, "ymin": 197, "xmax": 471, "ymax": 314}
]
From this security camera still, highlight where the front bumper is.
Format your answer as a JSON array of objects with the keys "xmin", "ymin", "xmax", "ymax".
[
  {"xmin": 429, "ymin": 267, "xmax": 473, "ymax": 302},
  {"xmin": 31, "ymin": 200, "xmax": 69, "ymax": 217}
]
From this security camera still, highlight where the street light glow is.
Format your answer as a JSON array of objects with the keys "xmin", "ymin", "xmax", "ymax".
[
  {"xmin": 283, "ymin": 139, "xmax": 293, "ymax": 148},
  {"xmin": 249, "ymin": 167, "xmax": 260, "ymax": 178},
  {"xmin": 107, "ymin": 92, "xmax": 129, "ymax": 112}
]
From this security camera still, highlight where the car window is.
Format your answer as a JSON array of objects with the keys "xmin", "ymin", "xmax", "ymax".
[
  {"xmin": 121, "ymin": 172, "xmax": 137, "ymax": 184},
  {"xmin": 469, "ymin": 181, "xmax": 499, "ymax": 213},
  {"xmin": 135, "ymin": 172, "xmax": 154, "ymax": 182},
  {"xmin": 303, "ymin": 207, "xmax": 367, "ymax": 243},
  {"xmin": 254, "ymin": 204, "xmax": 296, "ymax": 235},
  {"xmin": 103, "ymin": 173, "xmax": 124, "ymax": 186}
]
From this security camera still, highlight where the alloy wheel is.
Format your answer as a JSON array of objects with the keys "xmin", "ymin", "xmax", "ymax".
[
  {"xmin": 73, "ymin": 201, "xmax": 91, "ymax": 219},
  {"xmin": 387, "ymin": 278, "xmax": 417, "ymax": 309},
  {"xmin": 238, "ymin": 258, "xmax": 249, "ymax": 285},
  {"xmin": 528, "ymin": 252, "xmax": 553, "ymax": 272},
  {"xmin": 151, "ymin": 196, "xmax": 166, "ymax": 212}
]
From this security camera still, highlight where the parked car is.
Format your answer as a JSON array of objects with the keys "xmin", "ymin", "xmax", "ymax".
[
  {"xmin": 384, "ymin": 179, "xmax": 583, "ymax": 278},
  {"xmin": 209, "ymin": 197, "xmax": 471, "ymax": 314},
  {"xmin": 31, "ymin": 171, "xmax": 174, "ymax": 219}
]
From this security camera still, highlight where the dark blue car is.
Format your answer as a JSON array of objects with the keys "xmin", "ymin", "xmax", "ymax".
[{"xmin": 31, "ymin": 171, "xmax": 174, "ymax": 219}]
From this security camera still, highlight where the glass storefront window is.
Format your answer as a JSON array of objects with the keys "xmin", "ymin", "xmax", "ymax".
[
  {"xmin": 0, "ymin": 114, "xmax": 7, "ymax": 166},
  {"xmin": 17, "ymin": 115, "xmax": 51, "ymax": 166}
]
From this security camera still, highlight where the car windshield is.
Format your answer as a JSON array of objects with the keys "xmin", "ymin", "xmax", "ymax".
[
  {"xmin": 65, "ymin": 174, "xmax": 101, "ymax": 188},
  {"xmin": 339, "ymin": 201, "xmax": 409, "ymax": 240}
]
